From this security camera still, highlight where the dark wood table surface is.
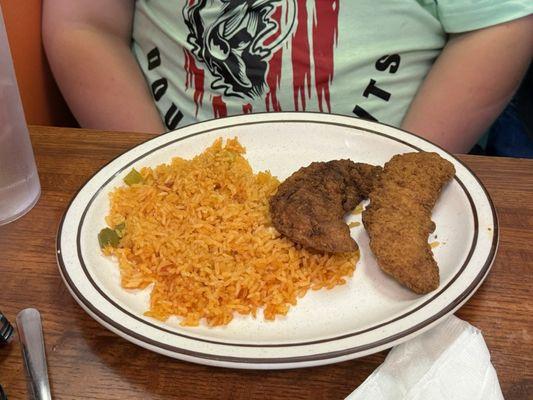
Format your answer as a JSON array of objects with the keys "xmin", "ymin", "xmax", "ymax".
[{"xmin": 1, "ymin": 126, "xmax": 532, "ymax": 399}]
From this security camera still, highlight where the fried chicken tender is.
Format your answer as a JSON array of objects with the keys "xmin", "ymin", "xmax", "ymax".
[
  {"xmin": 362, "ymin": 152, "xmax": 455, "ymax": 294},
  {"xmin": 269, "ymin": 160, "xmax": 382, "ymax": 253}
]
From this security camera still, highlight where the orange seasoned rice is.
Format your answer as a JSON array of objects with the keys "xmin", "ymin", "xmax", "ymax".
[{"xmin": 103, "ymin": 138, "xmax": 359, "ymax": 326}]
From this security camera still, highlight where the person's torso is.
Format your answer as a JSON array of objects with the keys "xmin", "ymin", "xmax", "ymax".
[{"xmin": 132, "ymin": 0, "xmax": 446, "ymax": 130}]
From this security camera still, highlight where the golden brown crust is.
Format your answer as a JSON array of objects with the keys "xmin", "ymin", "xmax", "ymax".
[
  {"xmin": 362, "ymin": 152, "xmax": 455, "ymax": 294},
  {"xmin": 269, "ymin": 160, "xmax": 382, "ymax": 253}
]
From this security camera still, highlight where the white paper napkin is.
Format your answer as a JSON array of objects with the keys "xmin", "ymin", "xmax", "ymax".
[{"xmin": 346, "ymin": 316, "xmax": 503, "ymax": 400}]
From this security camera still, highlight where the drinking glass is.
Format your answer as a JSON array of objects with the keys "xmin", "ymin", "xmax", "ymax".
[{"xmin": 0, "ymin": 4, "xmax": 40, "ymax": 226}]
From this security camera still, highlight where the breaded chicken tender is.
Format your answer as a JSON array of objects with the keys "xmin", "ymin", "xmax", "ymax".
[
  {"xmin": 270, "ymin": 160, "xmax": 382, "ymax": 253},
  {"xmin": 362, "ymin": 152, "xmax": 455, "ymax": 294}
]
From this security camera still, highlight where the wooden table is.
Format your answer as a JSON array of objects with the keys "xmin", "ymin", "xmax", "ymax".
[{"xmin": 1, "ymin": 126, "xmax": 532, "ymax": 399}]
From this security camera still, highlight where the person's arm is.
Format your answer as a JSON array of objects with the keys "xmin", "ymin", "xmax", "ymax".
[
  {"xmin": 42, "ymin": 0, "xmax": 165, "ymax": 134},
  {"xmin": 401, "ymin": 15, "xmax": 533, "ymax": 153}
]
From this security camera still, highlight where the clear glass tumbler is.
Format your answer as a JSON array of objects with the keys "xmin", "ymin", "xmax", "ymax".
[{"xmin": 0, "ymin": 4, "xmax": 40, "ymax": 226}]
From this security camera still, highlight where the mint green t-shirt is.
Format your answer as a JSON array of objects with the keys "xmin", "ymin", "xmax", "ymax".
[{"xmin": 132, "ymin": 1, "xmax": 532, "ymax": 130}]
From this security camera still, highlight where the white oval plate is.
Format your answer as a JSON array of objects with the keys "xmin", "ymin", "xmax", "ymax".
[{"xmin": 57, "ymin": 112, "xmax": 498, "ymax": 369}]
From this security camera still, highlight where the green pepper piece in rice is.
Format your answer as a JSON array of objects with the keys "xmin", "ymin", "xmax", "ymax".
[
  {"xmin": 123, "ymin": 168, "xmax": 143, "ymax": 186},
  {"xmin": 98, "ymin": 228, "xmax": 120, "ymax": 249},
  {"xmin": 114, "ymin": 222, "xmax": 126, "ymax": 238}
]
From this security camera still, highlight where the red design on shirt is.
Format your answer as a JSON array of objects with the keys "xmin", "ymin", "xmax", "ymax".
[
  {"xmin": 291, "ymin": 0, "xmax": 312, "ymax": 111},
  {"xmin": 312, "ymin": 0, "xmax": 338, "ymax": 113},
  {"xmin": 181, "ymin": 0, "xmax": 340, "ymax": 121},
  {"xmin": 184, "ymin": 49, "xmax": 205, "ymax": 117},
  {"xmin": 242, "ymin": 103, "xmax": 253, "ymax": 114},
  {"xmin": 212, "ymin": 95, "xmax": 227, "ymax": 118},
  {"xmin": 265, "ymin": 7, "xmax": 283, "ymax": 112}
]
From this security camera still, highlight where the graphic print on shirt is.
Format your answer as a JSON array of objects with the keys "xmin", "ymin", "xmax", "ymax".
[
  {"xmin": 183, "ymin": 0, "xmax": 297, "ymax": 99},
  {"xmin": 182, "ymin": 0, "xmax": 340, "ymax": 117}
]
